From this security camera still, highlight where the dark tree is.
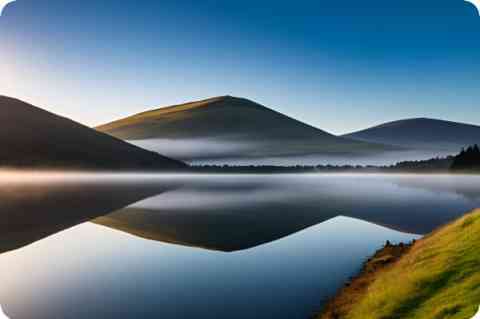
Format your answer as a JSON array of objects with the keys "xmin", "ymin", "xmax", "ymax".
[{"xmin": 450, "ymin": 144, "xmax": 480, "ymax": 172}]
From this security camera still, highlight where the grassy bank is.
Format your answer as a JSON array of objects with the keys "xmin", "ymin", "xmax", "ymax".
[{"xmin": 318, "ymin": 209, "xmax": 480, "ymax": 319}]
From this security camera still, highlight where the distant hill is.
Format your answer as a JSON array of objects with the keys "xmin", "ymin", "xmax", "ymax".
[
  {"xmin": 344, "ymin": 118, "xmax": 480, "ymax": 153},
  {"xmin": 0, "ymin": 96, "xmax": 186, "ymax": 170},
  {"xmin": 97, "ymin": 96, "xmax": 395, "ymax": 162}
]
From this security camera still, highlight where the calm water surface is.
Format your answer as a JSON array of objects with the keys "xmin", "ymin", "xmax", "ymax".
[{"xmin": 0, "ymin": 173, "xmax": 478, "ymax": 319}]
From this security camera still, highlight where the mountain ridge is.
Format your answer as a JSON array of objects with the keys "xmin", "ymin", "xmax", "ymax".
[
  {"xmin": 344, "ymin": 117, "xmax": 480, "ymax": 152},
  {"xmin": 342, "ymin": 117, "xmax": 480, "ymax": 156},
  {"xmin": 97, "ymin": 95, "xmax": 341, "ymax": 139},
  {"xmin": 97, "ymin": 96, "xmax": 395, "ymax": 163},
  {"xmin": 352, "ymin": 117, "xmax": 480, "ymax": 130},
  {"xmin": 0, "ymin": 95, "xmax": 186, "ymax": 170}
]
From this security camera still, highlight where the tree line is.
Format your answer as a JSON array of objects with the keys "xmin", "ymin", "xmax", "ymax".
[
  {"xmin": 451, "ymin": 144, "xmax": 480, "ymax": 172},
  {"xmin": 190, "ymin": 145, "xmax": 480, "ymax": 174}
]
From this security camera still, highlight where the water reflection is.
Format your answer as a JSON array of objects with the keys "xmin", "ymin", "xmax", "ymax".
[
  {"xmin": 96, "ymin": 174, "xmax": 480, "ymax": 251},
  {"xmin": 0, "ymin": 173, "xmax": 478, "ymax": 319},
  {"xmin": 0, "ymin": 217, "xmax": 417, "ymax": 319},
  {"xmin": 0, "ymin": 174, "xmax": 174, "ymax": 254},
  {"xmin": 1, "ymin": 174, "xmax": 479, "ymax": 254}
]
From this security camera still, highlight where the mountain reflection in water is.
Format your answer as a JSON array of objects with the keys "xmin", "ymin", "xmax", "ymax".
[
  {"xmin": 0, "ymin": 173, "xmax": 478, "ymax": 319},
  {"xmin": 95, "ymin": 174, "xmax": 480, "ymax": 251},
  {"xmin": 1, "ymin": 173, "xmax": 477, "ymax": 254}
]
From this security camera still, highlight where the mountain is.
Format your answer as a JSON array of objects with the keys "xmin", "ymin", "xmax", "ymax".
[
  {"xmin": 344, "ymin": 118, "xmax": 480, "ymax": 153},
  {"xmin": 97, "ymin": 96, "xmax": 395, "ymax": 163},
  {"xmin": 0, "ymin": 96, "xmax": 186, "ymax": 170}
]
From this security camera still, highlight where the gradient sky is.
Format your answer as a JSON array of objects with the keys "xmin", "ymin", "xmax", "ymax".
[{"xmin": 0, "ymin": 0, "xmax": 479, "ymax": 134}]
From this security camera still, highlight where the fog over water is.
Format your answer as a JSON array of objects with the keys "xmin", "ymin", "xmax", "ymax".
[
  {"xmin": 192, "ymin": 150, "xmax": 454, "ymax": 166},
  {"xmin": 131, "ymin": 138, "xmax": 254, "ymax": 161},
  {"xmin": 129, "ymin": 138, "xmax": 454, "ymax": 165},
  {"xmin": 0, "ymin": 172, "xmax": 478, "ymax": 318}
]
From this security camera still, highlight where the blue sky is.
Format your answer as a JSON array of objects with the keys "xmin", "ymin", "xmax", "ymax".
[{"xmin": 0, "ymin": 0, "xmax": 479, "ymax": 134}]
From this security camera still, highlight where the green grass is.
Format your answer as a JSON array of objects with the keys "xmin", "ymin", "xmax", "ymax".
[{"xmin": 345, "ymin": 209, "xmax": 480, "ymax": 319}]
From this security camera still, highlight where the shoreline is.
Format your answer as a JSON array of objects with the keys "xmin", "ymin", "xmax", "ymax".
[
  {"xmin": 316, "ymin": 209, "xmax": 480, "ymax": 319},
  {"xmin": 317, "ymin": 240, "xmax": 415, "ymax": 319}
]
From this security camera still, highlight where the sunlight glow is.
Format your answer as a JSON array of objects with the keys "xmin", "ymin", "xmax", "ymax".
[
  {"xmin": 0, "ymin": 304, "xmax": 9, "ymax": 319},
  {"xmin": 0, "ymin": 0, "xmax": 15, "ymax": 16},
  {"xmin": 466, "ymin": 0, "xmax": 480, "ymax": 15}
]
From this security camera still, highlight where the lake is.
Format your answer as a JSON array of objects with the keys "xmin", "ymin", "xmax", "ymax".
[{"xmin": 0, "ymin": 173, "xmax": 479, "ymax": 319}]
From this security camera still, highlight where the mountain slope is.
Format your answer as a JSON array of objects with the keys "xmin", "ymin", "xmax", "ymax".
[
  {"xmin": 0, "ymin": 96, "xmax": 186, "ymax": 170},
  {"xmin": 344, "ymin": 118, "xmax": 480, "ymax": 152},
  {"xmin": 97, "ymin": 96, "xmax": 394, "ymax": 162}
]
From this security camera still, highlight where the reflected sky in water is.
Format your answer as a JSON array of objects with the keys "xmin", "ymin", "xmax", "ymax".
[
  {"xmin": 0, "ymin": 217, "xmax": 417, "ymax": 319},
  {"xmin": 0, "ymin": 173, "xmax": 479, "ymax": 318}
]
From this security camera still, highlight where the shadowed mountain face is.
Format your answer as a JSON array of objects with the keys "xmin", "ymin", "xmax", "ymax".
[
  {"xmin": 0, "ymin": 96, "xmax": 186, "ymax": 170},
  {"xmin": 344, "ymin": 118, "xmax": 480, "ymax": 153},
  {"xmin": 97, "ymin": 96, "xmax": 395, "ymax": 162}
]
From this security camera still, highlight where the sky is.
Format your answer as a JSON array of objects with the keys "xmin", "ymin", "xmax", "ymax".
[{"xmin": 0, "ymin": 0, "xmax": 479, "ymax": 134}]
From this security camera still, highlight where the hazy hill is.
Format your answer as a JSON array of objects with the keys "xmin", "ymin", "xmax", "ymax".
[
  {"xmin": 97, "ymin": 96, "xmax": 395, "ymax": 162},
  {"xmin": 0, "ymin": 96, "xmax": 186, "ymax": 170},
  {"xmin": 344, "ymin": 118, "xmax": 480, "ymax": 153}
]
